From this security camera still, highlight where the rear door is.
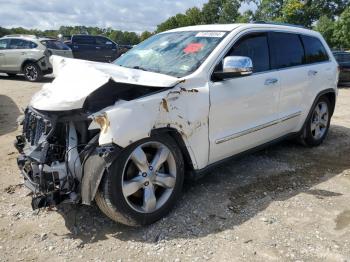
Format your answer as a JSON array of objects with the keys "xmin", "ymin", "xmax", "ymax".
[
  {"xmin": 0, "ymin": 39, "xmax": 10, "ymax": 71},
  {"xmin": 268, "ymin": 32, "xmax": 308, "ymax": 134},
  {"xmin": 71, "ymin": 35, "xmax": 96, "ymax": 61},
  {"xmin": 4, "ymin": 39, "xmax": 39, "ymax": 71},
  {"xmin": 95, "ymin": 36, "xmax": 117, "ymax": 62}
]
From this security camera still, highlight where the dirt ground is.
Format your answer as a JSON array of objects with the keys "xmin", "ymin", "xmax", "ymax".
[{"xmin": 0, "ymin": 74, "xmax": 350, "ymax": 262}]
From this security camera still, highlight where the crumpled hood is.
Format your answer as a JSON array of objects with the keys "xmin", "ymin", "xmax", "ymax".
[{"xmin": 30, "ymin": 55, "xmax": 180, "ymax": 111}]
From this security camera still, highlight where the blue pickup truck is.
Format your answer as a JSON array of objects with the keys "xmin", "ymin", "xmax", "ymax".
[{"xmin": 65, "ymin": 35, "xmax": 120, "ymax": 63}]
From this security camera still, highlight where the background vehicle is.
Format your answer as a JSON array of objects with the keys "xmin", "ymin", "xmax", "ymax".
[
  {"xmin": 0, "ymin": 35, "xmax": 72, "ymax": 81},
  {"xmin": 40, "ymin": 38, "xmax": 73, "ymax": 58},
  {"xmin": 65, "ymin": 34, "xmax": 120, "ymax": 62},
  {"xmin": 333, "ymin": 51, "xmax": 350, "ymax": 86},
  {"xmin": 15, "ymin": 23, "xmax": 338, "ymax": 227}
]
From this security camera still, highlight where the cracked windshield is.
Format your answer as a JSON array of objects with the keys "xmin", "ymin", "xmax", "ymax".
[{"xmin": 115, "ymin": 31, "xmax": 227, "ymax": 77}]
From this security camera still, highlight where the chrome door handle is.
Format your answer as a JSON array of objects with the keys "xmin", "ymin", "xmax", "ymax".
[
  {"xmin": 96, "ymin": 46, "xmax": 101, "ymax": 49},
  {"xmin": 265, "ymin": 78, "xmax": 278, "ymax": 85},
  {"xmin": 308, "ymin": 70, "xmax": 318, "ymax": 76}
]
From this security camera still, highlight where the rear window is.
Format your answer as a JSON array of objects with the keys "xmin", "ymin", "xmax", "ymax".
[
  {"xmin": 301, "ymin": 35, "xmax": 329, "ymax": 64},
  {"xmin": 72, "ymin": 35, "xmax": 95, "ymax": 44},
  {"xmin": 8, "ymin": 39, "xmax": 37, "ymax": 49},
  {"xmin": 269, "ymin": 32, "xmax": 304, "ymax": 69},
  {"xmin": 41, "ymin": 40, "xmax": 70, "ymax": 50}
]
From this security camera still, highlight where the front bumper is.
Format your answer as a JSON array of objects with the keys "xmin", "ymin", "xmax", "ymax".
[{"xmin": 14, "ymin": 108, "xmax": 81, "ymax": 209}]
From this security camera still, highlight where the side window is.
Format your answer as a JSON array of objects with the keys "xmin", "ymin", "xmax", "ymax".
[
  {"xmin": 73, "ymin": 36, "xmax": 95, "ymax": 45},
  {"xmin": 301, "ymin": 35, "xmax": 329, "ymax": 64},
  {"xmin": 0, "ymin": 39, "xmax": 9, "ymax": 49},
  {"xmin": 269, "ymin": 32, "xmax": 304, "ymax": 69},
  {"xmin": 95, "ymin": 36, "xmax": 108, "ymax": 45},
  {"xmin": 228, "ymin": 33, "xmax": 270, "ymax": 73},
  {"xmin": 9, "ymin": 39, "xmax": 37, "ymax": 49}
]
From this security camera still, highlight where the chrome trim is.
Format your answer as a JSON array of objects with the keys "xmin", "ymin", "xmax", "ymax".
[{"xmin": 215, "ymin": 111, "xmax": 302, "ymax": 144}]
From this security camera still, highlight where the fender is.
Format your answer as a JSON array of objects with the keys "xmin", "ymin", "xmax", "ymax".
[
  {"xmin": 94, "ymin": 84, "xmax": 211, "ymax": 170},
  {"xmin": 21, "ymin": 56, "xmax": 46, "ymax": 71}
]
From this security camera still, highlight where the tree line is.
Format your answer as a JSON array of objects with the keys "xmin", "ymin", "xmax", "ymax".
[{"xmin": 0, "ymin": 0, "xmax": 349, "ymax": 48}]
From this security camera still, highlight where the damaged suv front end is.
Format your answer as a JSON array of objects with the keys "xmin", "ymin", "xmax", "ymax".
[{"xmin": 14, "ymin": 29, "xmax": 227, "ymax": 225}]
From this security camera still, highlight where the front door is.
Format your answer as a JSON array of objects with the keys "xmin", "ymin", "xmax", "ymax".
[{"xmin": 209, "ymin": 32, "xmax": 281, "ymax": 164}]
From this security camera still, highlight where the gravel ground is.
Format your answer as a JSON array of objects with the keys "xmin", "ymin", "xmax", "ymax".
[{"xmin": 0, "ymin": 74, "xmax": 350, "ymax": 262}]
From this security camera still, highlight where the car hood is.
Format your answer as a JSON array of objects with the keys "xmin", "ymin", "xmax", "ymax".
[{"xmin": 30, "ymin": 55, "xmax": 180, "ymax": 111}]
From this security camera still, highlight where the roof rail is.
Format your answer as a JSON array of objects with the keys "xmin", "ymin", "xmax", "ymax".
[
  {"xmin": 3, "ymin": 34, "xmax": 38, "ymax": 39},
  {"xmin": 252, "ymin": 21, "xmax": 306, "ymax": 29}
]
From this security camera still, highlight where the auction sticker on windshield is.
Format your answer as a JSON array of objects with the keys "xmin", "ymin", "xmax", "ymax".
[{"xmin": 195, "ymin": 32, "xmax": 226, "ymax": 38}]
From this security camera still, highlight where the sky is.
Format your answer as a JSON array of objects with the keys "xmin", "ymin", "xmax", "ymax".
[{"xmin": 0, "ymin": 0, "xmax": 254, "ymax": 32}]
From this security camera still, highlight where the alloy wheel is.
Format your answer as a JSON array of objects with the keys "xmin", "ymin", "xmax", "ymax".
[
  {"xmin": 311, "ymin": 101, "xmax": 329, "ymax": 140},
  {"xmin": 24, "ymin": 65, "xmax": 38, "ymax": 81},
  {"xmin": 121, "ymin": 141, "xmax": 177, "ymax": 213}
]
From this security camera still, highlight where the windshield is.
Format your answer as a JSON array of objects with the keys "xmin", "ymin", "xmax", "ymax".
[{"xmin": 114, "ymin": 31, "xmax": 227, "ymax": 77}]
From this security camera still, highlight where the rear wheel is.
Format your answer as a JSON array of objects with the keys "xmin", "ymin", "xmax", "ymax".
[
  {"xmin": 95, "ymin": 135, "xmax": 184, "ymax": 226},
  {"xmin": 300, "ymin": 96, "xmax": 331, "ymax": 146},
  {"xmin": 23, "ymin": 63, "xmax": 42, "ymax": 82}
]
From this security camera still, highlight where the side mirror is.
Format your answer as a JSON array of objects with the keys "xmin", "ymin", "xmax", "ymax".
[{"xmin": 213, "ymin": 56, "xmax": 253, "ymax": 81}]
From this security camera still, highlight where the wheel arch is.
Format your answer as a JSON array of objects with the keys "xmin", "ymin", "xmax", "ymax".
[
  {"xmin": 20, "ymin": 59, "xmax": 39, "ymax": 72},
  {"xmin": 150, "ymin": 127, "xmax": 195, "ymax": 172}
]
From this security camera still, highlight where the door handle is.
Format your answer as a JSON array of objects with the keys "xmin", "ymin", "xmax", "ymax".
[
  {"xmin": 96, "ymin": 46, "xmax": 101, "ymax": 49},
  {"xmin": 265, "ymin": 78, "xmax": 278, "ymax": 85},
  {"xmin": 21, "ymin": 52, "xmax": 26, "ymax": 55},
  {"xmin": 308, "ymin": 70, "xmax": 318, "ymax": 76}
]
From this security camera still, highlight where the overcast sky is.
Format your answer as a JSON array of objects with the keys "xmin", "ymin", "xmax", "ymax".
[{"xmin": 0, "ymin": 0, "xmax": 253, "ymax": 32}]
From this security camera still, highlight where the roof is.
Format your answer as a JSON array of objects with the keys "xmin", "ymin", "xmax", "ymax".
[{"xmin": 165, "ymin": 23, "xmax": 318, "ymax": 36}]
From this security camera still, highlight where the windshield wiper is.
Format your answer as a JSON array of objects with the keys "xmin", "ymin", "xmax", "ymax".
[{"xmin": 133, "ymin": 66, "xmax": 149, "ymax": 71}]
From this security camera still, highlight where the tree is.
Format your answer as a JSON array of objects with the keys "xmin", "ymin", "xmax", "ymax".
[
  {"xmin": 315, "ymin": 15, "xmax": 336, "ymax": 46},
  {"xmin": 333, "ymin": 6, "xmax": 350, "ymax": 49},
  {"xmin": 140, "ymin": 31, "xmax": 153, "ymax": 41}
]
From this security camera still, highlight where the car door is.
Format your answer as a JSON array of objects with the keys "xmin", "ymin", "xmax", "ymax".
[
  {"xmin": 0, "ymin": 39, "xmax": 10, "ymax": 71},
  {"xmin": 268, "ymin": 32, "xmax": 311, "ymax": 134},
  {"xmin": 71, "ymin": 35, "xmax": 96, "ymax": 61},
  {"xmin": 4, "ymin": 39, "xmax": 40, "ymax": 71},
  {"xmin": 209, "ymin": 32, "xmax": 281, "ymax": 164},
  {"xmin": 95, "ymin": 36, "xmax": 117, "ymax": 62}
]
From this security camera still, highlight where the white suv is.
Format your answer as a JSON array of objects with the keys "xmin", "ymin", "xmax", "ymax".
[{"xmin": 15, "ymin": 23, "xmax": 338, "ymax": 226}]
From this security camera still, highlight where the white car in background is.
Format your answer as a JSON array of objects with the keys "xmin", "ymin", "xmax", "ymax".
[
  {"xmin": 0, "ymin": 35, "xmax": 73, "ymax": 81},
  {"xmin": 15, "ymin": 23, "xmax": 338, "ymax": 226}
]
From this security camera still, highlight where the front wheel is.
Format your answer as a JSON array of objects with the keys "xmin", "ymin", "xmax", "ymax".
[
  {"xmin": 95, "ymin": 134, "xmax": 184, "ymax": 226},
  {"xmin": 299, "ymin": 96, "xmax": 331, "ymax": 146},
  {"xmin": 23, "ymin": 63, "xmax": 42, "ymax": 82}
]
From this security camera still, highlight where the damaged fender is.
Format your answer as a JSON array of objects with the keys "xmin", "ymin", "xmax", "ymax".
[{"xmin": 96, "ymin": 82, "xmax": 211, "ymax": 170}]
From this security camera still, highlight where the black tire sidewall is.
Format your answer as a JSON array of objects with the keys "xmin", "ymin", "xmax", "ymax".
[
  {"xmin": 23, "ymin": 63, "xmax": 42, "ymax": 82},
  {"xmin": 304, "ymin": 96, "xmax": 331, "ymax": 146},
  {"xmin": 101, "ymin": 135, "xmax": 184, "ymax": 226}
]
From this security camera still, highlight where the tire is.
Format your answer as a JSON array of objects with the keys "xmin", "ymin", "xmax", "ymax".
[
  {"xmin": 299, "ymin": 96, "xmax": 331, "ymax": 147},
  {"xmin": 23, "ymin": 63, "xmax": 43, "ymax": 82},
  {"xmin": 95, "ymin": 134, "xmax": 184, "ymax": 226}
]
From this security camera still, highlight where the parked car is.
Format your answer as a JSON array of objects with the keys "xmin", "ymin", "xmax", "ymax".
[
  {"xmin": 333, "ymin": 51, "xmax": 350, "ymax": 86},
  {"xmin": 0, "ymin": 35, "xmax": 73, "ymax": 81},
  {"xmin": 65, "ymin": 34, "xmax": 119, "ymax": 62},
  {"xmin": 15, "ymin": 23, "xmax": 338, "ymax": 226}
]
